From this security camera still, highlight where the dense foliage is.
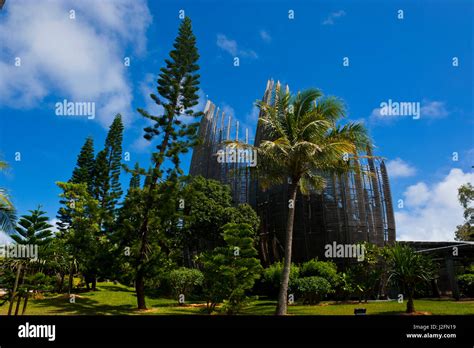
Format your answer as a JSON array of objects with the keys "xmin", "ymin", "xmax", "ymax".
[{"xmin": 199, "ymin": 223, "xmax": 262, "ymax": 314}]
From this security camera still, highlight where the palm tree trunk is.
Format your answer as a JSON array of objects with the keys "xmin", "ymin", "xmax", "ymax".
[
  {"xmin": 406, "ymin": 290, "xmax": 415, "ymax": 313},
  {"xmin": 8, "ymin": 263, "xmax": 22, "ymax": 316},
  {"xmin": 276, "ymin": 182, "xmax": 298, "ymax": 315}
]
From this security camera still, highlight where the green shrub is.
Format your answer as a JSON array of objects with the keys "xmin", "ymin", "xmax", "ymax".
[
  {"xmin": 295, "ymin": 276, "xmax": 333, "ymax": 304},
  {"xmin": 334, "ymin": 272, "xmax": 358, "ymax": 301},
  {"xmin": 169, "ymin": 268, "xmax": 204, "ymax": 304},
  {"xmin": 262, "ymin": 262, "xmax": 300, "ymax": 297},
  {"xmin": 458, "ymin": 274, "xmax": 474, "ymax": 297},
  {"xmin": 464, "ymin": 264, "xmax": 474, "ymax": 274},
  {"xmin": 300, "ymin": 259, "xmax": 339, "ymax": 287}
]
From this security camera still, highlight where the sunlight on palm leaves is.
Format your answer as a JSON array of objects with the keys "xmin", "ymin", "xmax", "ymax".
[{"xmin": 256, "ymin": 87, "xmax": 371, "ymax": 194}]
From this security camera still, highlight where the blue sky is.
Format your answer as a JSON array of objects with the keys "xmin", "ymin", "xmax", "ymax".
[{"xmin": 0, "ymin": 0, "xmax": 472, "ymax": 242}]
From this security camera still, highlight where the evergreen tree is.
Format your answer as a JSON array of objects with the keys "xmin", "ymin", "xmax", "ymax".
[
  {"xmin": 129, "ymin": 162, "xmax": 141, "ymax": 190},
  {"xmin": 93, "ymin": 114, "xmax": 124, "ymax": 222},
  {"xmin": 132, "ymin": 17, "xmax": 202, "ymax": 309},
  {"xmin": 56, "ymin": 137, "xmax": 95, "ymax": 234},
  {"xmin": 71, "ymin": 137, "xmax": 95, "ymax": 191},
  {"xmin": 56, "ymin": 182, "xmax": 100, "ymax": 292},
  {"xmin": 12, "ymin": 207, "xmax": 53, "ymax": 245},
  {"xmin": 200, "ymin": 223, "xmax": 262, "ymax": 314}
]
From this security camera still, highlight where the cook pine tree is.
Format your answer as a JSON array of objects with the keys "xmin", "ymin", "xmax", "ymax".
[{"xmin": 132, "ymin": 16, "xmax": 202, "ymax": 309}]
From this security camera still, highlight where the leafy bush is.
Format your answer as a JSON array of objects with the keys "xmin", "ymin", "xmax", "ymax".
[
  {"xmin": 458, "ymin": 274, "xmax": 474, "ymax": 297},
  {"xmin": 295, "ymin": 276, "xmax": 333, "ymax": 304},
  {"xmin": 300, "ymin": 259, "xmax": 339, "ymax": 287},
  {"xmin": 334, "ymin": 272, "xmax": 358, "ymax": 301},
  {"xmin": 464, "ymin": 264, "xmax": 474, "ymax": 274},
  {"xmin": 262, "ymin": 262, "xmax": 300, "ymax": 297},
  {"xmin": 169, "ymin": 268, "xmax": 204, "ymax": 304}
]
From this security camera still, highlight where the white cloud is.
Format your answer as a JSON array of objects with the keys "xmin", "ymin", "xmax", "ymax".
[
  {"xmin": 404, "ymin": 182, "xmax": 430, "ymax": 207},
  {"xmin": 369, "ymin": 100, "xmax": 449, "ymax": 125},
  {"xmin": 221, "ymin": 103, "xmax": 235, "ymax": 120},
  {"xmin": 0, "ymin": 232, "xmax": 12, "ymax": 245},
  {"xmin": 139, "ymin": 73, "xmax": 164, "ymax": 116},
  {"xmin": 420, "ymin": 100, "xmax": 449, "ymax": 119},
  {"xmin": 245, "ymin": 106, "xmax": 260, "ymax": 124},
  {"xmin": 386, "ymin": 158, "xmax": 416, "ymax": 178},
  {"xmin": 0, "ymin": 0, "xmax": 152, "ymax": 127},
  {"xmin": 48, "ymin": 218, "xmax": 61, "ymax": 235},
  {"xmin": 131, "ymin": 136, "xmax": 152, "ymax": 153},
  {"xmin": 396, "ymin": 168, "xmax": 474, "ymax": 241},
  {"xmin": 217, "ymin": 34, "xmax": 238, "ymax": 56},
  {"xmin": 322, "ymin": 10, "xmax": 346, "ymax": 25},
  {"xmin": 259, "ymin": 30, "xmax": 272, "ymax": 43},
  {"xmin": 216, "ymin": 34, "xmax": 258, "ymax": 59}
]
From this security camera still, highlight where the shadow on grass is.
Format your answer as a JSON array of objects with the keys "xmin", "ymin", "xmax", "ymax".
[{"xmin": 33, "ymin": 296, "xmax": 136, "ymax": 315}]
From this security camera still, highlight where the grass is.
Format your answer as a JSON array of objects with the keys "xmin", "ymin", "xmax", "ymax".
[{"xmin": 1, "ymin": 282, "xmax": 473, "ymax": 315}]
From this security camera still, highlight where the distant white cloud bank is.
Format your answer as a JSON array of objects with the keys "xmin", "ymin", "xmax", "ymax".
[
  {"xmin": 396, "ymin": 168, "xmax": 474, "ymax": 241},
  {"xmin": 0, "ymin": 0, "xmax": 152, "ymax": 127}
]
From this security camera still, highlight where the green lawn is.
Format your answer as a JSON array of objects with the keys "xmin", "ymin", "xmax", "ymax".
[{"xmin": 1, "ymin": 282, "xmax": 473, "ymax": 315}]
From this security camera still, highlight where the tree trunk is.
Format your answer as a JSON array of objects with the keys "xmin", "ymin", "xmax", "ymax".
[
  {"xmin": 276, "ymin": 182, "xmax": 298, "ymax": 315},
  {"xmin": 8, "ymin": 263, "xmax": 22, "ymax": 316},
  {"xmin": 14, "ymin": 291, "xmax": 22, "ymax": 316},
  {"xmin": 59, "ymin": 273, "xmax": 65, "ymax": 293},
  {"xmin": 406, "ymin": 291, "xmax": 415, "ymax": 313},
  {"xmin": 133, "ymin": 112, "xmax": 177, "ymax": 310},
  {"xmin": 21, "ymin": 292, "xmax": 29, "ymax": 315},
  {"xmin": 135, "ymin": 268, "xmax": 146, "ymax": 310},
  {"xmin": 92, "ymin": 276, "xmax": 97, "ymax": 291},
  {"xmin": 68, "ymin": 262, "xmax": 74, "ymax": 294}
]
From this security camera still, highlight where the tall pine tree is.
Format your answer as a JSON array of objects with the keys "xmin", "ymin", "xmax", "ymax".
[
  {"xmin": 132, "ymin": 17, "xmax": 202, "ymax": 309},
  {"xmin": 129, "ymin": 162, "xmax": 141, "ymax": 190},
  {"xmin": 57, "ymin": 137, "xmax": 95, "ymax": 233},
  {"xmin": 71, "ymin": 137, "xmax": 95, "ymax": 192},
  {"xmin": 93, "ymin": 114, "xmax": 124, "ymax": 230}
]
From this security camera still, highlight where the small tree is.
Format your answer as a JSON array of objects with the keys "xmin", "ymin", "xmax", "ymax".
[
  {"xmin": 387, "ymin": 244, "xmax": 434, "ymax": 313},
  {"xmin": 200, "ymin": 223, "xmax": 262, "ymax": 314},
  {"xmin": 56, "ymin": 182, "xmax": 100, "ymax": 293},
  {"xmin": 177, "ymin": 176, "xmax": 259, "ymax": 267}
]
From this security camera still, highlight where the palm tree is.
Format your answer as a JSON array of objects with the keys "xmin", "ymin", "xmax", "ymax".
[
  {"xmin": 387, "ymin": 243, "xmax": 434, "ymax": 313},
  {"xmin": 0, "ymin": 160, "xmax": 16, "ymax": 234},
  {"xmin": 255, "ymin": 86, "xmax": 371, "ymax": 315}
]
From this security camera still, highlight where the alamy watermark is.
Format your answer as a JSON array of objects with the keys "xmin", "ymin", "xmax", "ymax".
[
  {"xmin": 55, "ymin": 99, "xmax": 95, "ymax": 120},
  {"xmin": 324, "ymin": 242, "xmax": 365, "ymax": 261},
  {"xmin": 216, "ymin": 146, "xmax": 257, "ymax": 167},
  {"xmin": 0, "ymin": 244, "xmax": 38, "ymax": 260},
  {"xmin": 379, "ymin": 99, "xmax": 420, "ymax": 120}
]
